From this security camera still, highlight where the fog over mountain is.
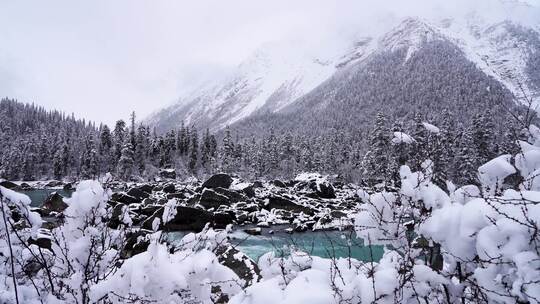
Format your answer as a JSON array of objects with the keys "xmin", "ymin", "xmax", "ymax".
[
  {"xmin": 1, "ymin": 0, "xmax": 538, "ymax": 126},
  {"xmin": 147, "ymin": 1, "xmax": 540, "ymax": 134}
]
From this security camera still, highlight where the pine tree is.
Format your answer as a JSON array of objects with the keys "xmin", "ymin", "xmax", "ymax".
[
  {"xmin": 220, "ymin": 126, "xmax": 236, "ymax": 173},
  {"xmin": 134, "ymin": 124, "xmax": 148, "ymax": 173},
  {"xmin": 411, "ymin": 113, "xmax": 428, "ymax": 170},
  {"xmin": 129, "ymin": 111, "xmax": 137, "ymax": 150},
  {"xmin": 189, "ymin": 127, "xmax": 198, "ymax": 172},
  {"xmin": 117, "ymin": 143, "xmax": 135, "ymax": 180},
  {"xmin": 362, "ymin": 112, "xmax": 391, "ymax": 185},
  {"xmin": 472, "ymin": 111, "xmax": 496, "ymax": 166},
  {"xmin": 99, "ymin": 125, "xmax": 113, "ymax": 173},
  {"xmin": 455, "ymin": 129, "xmax": 478, "ymax": 185},
  {"xmin": 113, "ymin": 120, "xmax": 126, "ymax": 164},
  {"xmin": 200, "ymin": 129, "xmax": 213, "ymax": 171},
  {"xmin": 80, "ymin": 135, "xmax": 98, "ymax": 179}
]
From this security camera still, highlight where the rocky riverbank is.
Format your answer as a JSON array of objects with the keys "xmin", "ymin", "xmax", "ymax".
[{"xmin": 21, "ymin": 172, "xmax": 359, "ymax": 234}]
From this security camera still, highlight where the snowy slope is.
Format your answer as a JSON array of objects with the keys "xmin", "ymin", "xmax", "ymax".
[
  {"xmin": 146, "ymin": 39, "xmax": 376, "ymax": 133},
  {"xmin": 439, "ymin": 15, "xmax": 540, "ymax": 108},
  {"xmin": 360, "ymin": 16, "xmax": 540, "ymax": 109},
  {"xmin": 148, "ymin": 12, "xmax": 540, "ymax": 133}
]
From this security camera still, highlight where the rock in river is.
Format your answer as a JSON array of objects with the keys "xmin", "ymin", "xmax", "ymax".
[
  {"xmin": 40, "ymin": 192, "xmax": 68, "ymax": 214},
  {"xmin": 142, "ymin": 206, "xmax": 214, "ymax": 232}
]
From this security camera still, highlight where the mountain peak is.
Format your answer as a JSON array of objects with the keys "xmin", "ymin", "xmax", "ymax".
[{"xmin": 379, "ymin": 17, "xmax": 444, "ymax": 61}]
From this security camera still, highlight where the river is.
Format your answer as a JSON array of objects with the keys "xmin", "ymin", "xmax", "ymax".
[{"xmin": 22, "ymin": 189, "xmax": 383, "ymax": 262}]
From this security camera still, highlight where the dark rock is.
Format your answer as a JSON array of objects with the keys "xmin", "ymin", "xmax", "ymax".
[
  {"xmin": 187, "ymin": 194, "xmax": 201, "ymax": 205},
  {"xmin": 111, "ymin": 192, "xmax": 141, "ymax": 205},
  {"xmin": 121, "ymin": 230, "xmax": 150, "ymax": 258},
  {"xmin": 243, "ymin": 227, "xmax": 261, "ymax": 235},
  {"xmin": 28, "ymin": 236, "xmax": 52, "ymax": 250},
  {"xmin": 63, "ymin": 183, "xmax": 73, "ymax": 191},
  {"xmin": 252, "ymin": 181, "xmax": 263, "ymax": 188},
  {"xmin": 211, "ymin": 286, "xmax": 229, "ymax": 304},
  {"xmin": 215, "ymin": 245, "xmax": 261, "ymax": 287},
  {"xmin": 45, "ymin": 180, "xmax": 63, "ymax": 187},
  {"xmin": 20, "ymin": 183, "xmax": 33, "ymax": 190},
  {"xmin": 108, "ymin": 203, "xmax": 127, "ymax": 229},
  {"xmin": 318, "ymin": 214, "xmax": 333, "ymax": 225},
  {"xmin": 0, "ymin": 180, "xmax": 19, "ymax": 189},
  {"xmin": 330, "ymin": 210, "xmax": 347, "ymax": 218},
  {"xmin": 213, "ymin": 187, "xmax": 248, "ymax": 203},
  {"xmin": 296, "ymin": 178, "xmax": 336, "ymax": 199},
  {"xmin": 213, "ymin": 212, "xmax": 235, "ymax": 229},
  {"xmin": 136, "ymin": 205, "xmax": 162, "ymax": 217},
  {"xmin": 293, "ymin": 223, "xmax": 308, "ymax": 232},
  {"xmin": 163, "ymin": 183, "xmax": 176, "ymax": 193},
  {"xmin": 23, "ymin": 260, "xmax": 43, "ymax": 277},
  {"xmin": 264, "ymin": 196, "xmax": 315, "ymax": 215},
  {"xmin": 273, "ymin": 209, "xmax": 294, "ymax": 221},
  {"xmin": 316, "ymin": 182, "xmax": 336, "ymax": 199},
  {"xmin": 138, "ymin": 184, "xmax": 154, "ymax": 193},
  {"xmin": 285, "ymin": 180, "xmax": 299, "ymax": 187},
  {"xmin": 271, "ymin": 180, "xmax": 287, "ymax": 188},
  {"xmin": 199, "ymin": 189, "xmax": 231, "ymax": 209},
  {"xmin": 159, "ymin": 169, "xmax": 176, "ymax": 179},
  {"xmin": 236, "ymin": 211, "xmax": 249, "ymax": 224},
  {"xmin": 141, "ymin": 197, "xmax": 157, "ymax": 206},
  {"xmin": 240, "ymin": 185, "xmax": 256, "ymax": 198},
  {"xmin": 201, "ymin": 174, "xmax": 233, "ymax": 189},
  {"xmin": 152, "ymin": 185, "xmax": 163, "ymax": 192},
  {"xmin": 40, "ymin": 192, "xmax": 68, "ymax": 214},
  {"xmin": 241, "ymin": 203, "xmax": 259, "ymax": 213},
  {"xmin": 127, "ymin": 187, "xmax": 150, "ymax": 200},
  {"xmin": 166, "ymin": 192, "xmax": 186, "ymax": 200},
  {"xmin": 142, "ymin": 206, "xmax": 213, "ymax": 232}
]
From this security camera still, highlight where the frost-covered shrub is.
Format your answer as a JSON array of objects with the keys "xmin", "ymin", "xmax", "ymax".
[
  {"xmin": 0, "ymin": 186, "xmax": 43, "ymax": 304},
  {"xmin": 353, "ymin": 125, "xmax": 540, "ymax": 303},
  {"xmin": 1, "ymin": 181, "xmax": 244, "ymax": 304},
  {"xmin": 232, "ymin": 125, "xmax": 540, "ymax": 304},
  {"xmin": 91, "ymin": 229, "xmax": 242, "ymax": 303}
]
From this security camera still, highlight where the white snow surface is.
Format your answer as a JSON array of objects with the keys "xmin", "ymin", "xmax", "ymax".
[{"xmin": 392, "ymin": 131, "xmax": 416, "ymax": 144}]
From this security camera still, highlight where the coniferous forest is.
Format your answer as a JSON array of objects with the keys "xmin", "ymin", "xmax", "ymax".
[{"xmin": 0, "ymin": 97, "xmax": 523, "ymax": 187}]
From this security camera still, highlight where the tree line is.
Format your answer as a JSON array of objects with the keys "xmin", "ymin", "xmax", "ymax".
[{"xmin": 0, "ymin": 98, "xmax": 520, "ymax": 185}]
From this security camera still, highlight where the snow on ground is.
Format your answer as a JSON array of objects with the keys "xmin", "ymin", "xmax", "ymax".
[{"xmin": 391, "ymin": 131, "xmax": 415, "ymax": 144}]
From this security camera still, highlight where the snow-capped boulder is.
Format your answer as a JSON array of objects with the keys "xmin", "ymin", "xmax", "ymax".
[
  {"xmin": 199, "ymin": 189, "xmax": 231, "ymax": 209},
  {"xmin": 40, "ymin": 192, "xmax": 68, "ymax": 214},
  {"xmin": 216, "ymin": 245, "xmax": 261, "ymax": 288},
  {"xmin": 126, "ymin": 187, "xmax": 150, "ymax": 200},
  {"xmin": 110, "ymin": 192, "xmax": 141, "ymax": 205},
  {"xmin": 294, "ymin": 173, "xmax": 336, "ymax": 199},
  {"xmin": 202, "ymin": 173, "xmax": 234, "ymax": 189},
  {"xmin": 142, "ymin": 206, "xmax": 213, "ymax": 232},
  {"xmin": 0, "ymin": 180, "xmax": 19, "ymax": 189},
  {"xmin": 159, "ymin": 168, "xmax": 176, "ymax": 179},
  {"xmin": 264, "ymin": 196, "xmax": 315, "ymax": 215}
]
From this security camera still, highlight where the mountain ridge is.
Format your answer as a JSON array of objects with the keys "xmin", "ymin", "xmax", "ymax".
[{"xmin": 147, "ymin": 15, "xmax": 540, "ymax": 134}]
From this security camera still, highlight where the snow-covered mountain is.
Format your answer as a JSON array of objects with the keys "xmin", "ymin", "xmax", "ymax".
[
  {"xmin": 146, "ymin": 39, "xmax": 372, "ymax": 133},
  {"xmin": 147, "ymin": 13, "xmax": 540, "ymax": 133}
]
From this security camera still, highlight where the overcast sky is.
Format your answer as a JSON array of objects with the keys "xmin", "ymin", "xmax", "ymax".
[{"xmin": 1, "ymin": 0, "xmax": 539, "ymax": 126}]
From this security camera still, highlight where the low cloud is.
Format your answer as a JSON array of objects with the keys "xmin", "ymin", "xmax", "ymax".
[{"xmin": 0, "ymin": 0, "xmax": 538, "ymax": 126}]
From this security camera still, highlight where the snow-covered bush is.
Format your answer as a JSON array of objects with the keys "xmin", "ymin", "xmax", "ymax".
[
  {"xmin": 232, "ymin": 125, "xmax": 540, "ymax": 304},
  {"xmin": 3, "ymin": 123, "xmax": 540, "ymax": 304},
  {"xmin": 353, "ymin": 125, "xmax": 540, "ymax": 303},
  {"xmin": 0, "ymin": 186, "xmax": 43, "ymax": 304},
  {"xmin": 91, "ymin": 229, "xmax": 242, "ymax": 303}
]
